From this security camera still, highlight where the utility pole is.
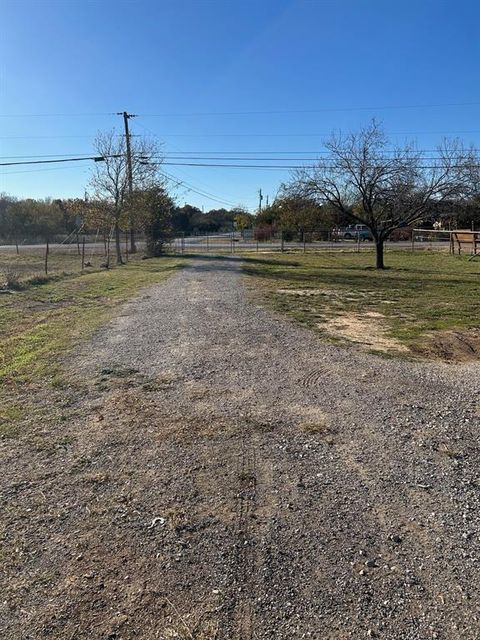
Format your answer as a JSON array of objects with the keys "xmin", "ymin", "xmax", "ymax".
[
  {"xmin": 258, "ymin": 188, "xmax": 263, "ymax": 215},
  {"xmin": 117, "ymin": 111, "xmax": 137, "ymax": 253}
]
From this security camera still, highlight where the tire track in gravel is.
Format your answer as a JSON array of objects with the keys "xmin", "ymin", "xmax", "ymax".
[
  {"xmin": 232, "ymin": 435, "xmax": 257, "ymax": 639},
  {"xmin": 228, "ymin": 428, "xmax": 277, "ymax": 640}
]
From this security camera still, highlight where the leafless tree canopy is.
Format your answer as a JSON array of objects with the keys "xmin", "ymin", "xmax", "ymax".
[
  {"xmin": 293, "ymin": 121, "xmax": 478, "ymax": 267},
  {"xmin": 89, "ymin": 130, "xmax": 163, "ymax": 263},
  {"xmin": 90, "ymin": 131, "xmax": 161, "ymax": 210}
]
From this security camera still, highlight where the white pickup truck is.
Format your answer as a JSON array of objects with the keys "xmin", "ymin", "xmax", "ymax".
[{"xmin": 333, "ymin": 224, "xmax": 373, "ymax": 241}]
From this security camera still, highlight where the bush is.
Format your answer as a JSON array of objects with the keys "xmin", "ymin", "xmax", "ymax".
[
  {"xmin": 1, "ymin": 268, "xmax": 22, "ymax": 290},
  {"xmin": 390, "ymin": 227, "xmax": 412, "ymax": 242}
]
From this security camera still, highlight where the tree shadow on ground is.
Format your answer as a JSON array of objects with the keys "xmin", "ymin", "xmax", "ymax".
[{"xmin": 181, "ymin": 253, "xmax": 301, "ymax": 269}]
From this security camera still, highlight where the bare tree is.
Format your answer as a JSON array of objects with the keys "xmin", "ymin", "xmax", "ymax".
[
  {"xmin": 89, "ymin": 130, "xmax": 161, "ymax": 264},
  {"xmin": 294, "ymin": 121, "xmax": 476, "ymax": 268}
]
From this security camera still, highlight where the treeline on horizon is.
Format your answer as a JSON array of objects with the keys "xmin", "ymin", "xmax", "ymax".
[
  {"xmin": 0, "ymin": 195, "xmax": 246, "ymax": 244},
  {"xmin": 1, "ymin": 191, "xmax": 479, "ymax": 245}
]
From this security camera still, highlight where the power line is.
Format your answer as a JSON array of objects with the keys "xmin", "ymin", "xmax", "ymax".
[
  {"xmin": 132, "ymin": 118, "xmax": 243, "ymax": 206},
  {"xmin": 161, "ymin": 170, "xmax": 239, "ymax": 208},
  {"xmin": 139, "ymin": 130, "xmax": 480, "ymax": 138},
  {"xmin": 0, "ymin": 155, "xmax": 111, "ymax": 167},
  {"xmin": 0, "ymin": 149, "xmax": 476, "ymax": 160},
  {"xmin": 0, "ymin": 134, "xmax": 125, "ymax": 140},
  {"xmin": 0, "ymin": 112, "xmax": 115, "ymax": 118},
  {"xmin": 162, "ymin": 161, "xmax": 480, "ymax": 170},
  {"xmin": 0, "ymin": 153, "xmax": 96, "ymax": 159},
  {"xmin": 0, "ymin": 149, "xmax": 464, "ymax": 160},
  {"xmin": 2, "ymin": 155, "xmax": 478, "ymax": 170},
  {"xmin": 162, "ymin": 149, "xmax": 463, "ymax": 155},
  {"xmin": 2, "ymin": 130, "xmax": 480, "ymax": 141},
  {"xmin": 1, "ymin": 101, "xmax": 479, "ymax": 119},
  {"xmin": 161, "ymin": 155, "xmax": 476, "ymax": 162},
  {"xmin": 136, "ymin": 101, "xmax": 480, "ymax": 117},
  {"xmin": 0, "ymin": 163, "xmax": 92, "ymax": 176}
]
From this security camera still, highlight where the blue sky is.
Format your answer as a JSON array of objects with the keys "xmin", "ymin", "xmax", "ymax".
[{"xmin": 1, "ymin": 0, "xmax": 479, "ymax": 211}]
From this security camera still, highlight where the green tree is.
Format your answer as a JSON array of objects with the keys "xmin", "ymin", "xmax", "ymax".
[
  {"xmin": 130, "ymin": 186, "xmax": 175, "ymax": 257},
  {"xmin": 233, "ymin": 208, "xmax": 253, "ymax": 236}
]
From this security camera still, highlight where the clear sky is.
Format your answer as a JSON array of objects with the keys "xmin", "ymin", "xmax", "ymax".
[{"xmin": 1, "ymin": 0, "xmax": 479, "ymax": 211}]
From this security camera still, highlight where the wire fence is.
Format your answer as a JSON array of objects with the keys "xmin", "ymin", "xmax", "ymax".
[
  {"xmin": 170, "ymin": 230, "xmax": 469, "ymax": 255},
  {"xmin": 2, "ymin": 227, "xmax": 478, "ymax": 288},
  {"xmin": 412, "ymin": 228, "xmax": 480, "ymax": 256},
  {"xmin": 0, "ymin": 230, "xmax": 147, "ymax": 286}
]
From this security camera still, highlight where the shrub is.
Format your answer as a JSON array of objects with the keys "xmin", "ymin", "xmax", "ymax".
[{"xmin": 1, "ymin": 268, "xmax": 22, "ymax": 290}]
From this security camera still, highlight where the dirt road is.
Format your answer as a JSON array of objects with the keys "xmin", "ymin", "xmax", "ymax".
[{"xmin": 1, "ymin": 256, "xmax": 479, "ymax": 639}]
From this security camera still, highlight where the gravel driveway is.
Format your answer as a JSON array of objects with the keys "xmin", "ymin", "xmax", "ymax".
[{"xmin": 2, "ymin": 255, "xmax": 480, "ymax": 639}]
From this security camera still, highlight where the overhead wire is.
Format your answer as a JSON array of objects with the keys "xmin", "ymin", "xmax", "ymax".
[
  {"xmin": 3, "ymin": 101, "xmax": 477, "ymax": 118},
  {"xmin": 0, "ymin": 163, "xmax": 92, "ymax": 176},
  {"xmin": 2, "ymin": 155, "xmax": 479, "ymax": 172},
  {"xmin": 2, "ymin": 130, "xmax": 480, "ymax": 141},
  {"xmin": 161, "ymin": 170, "xmax": 239, "ymax": 208},
  {"xmin": 0, "ymin": 149, "xmax": 477, "ymax": 161},
  {"xmin": 134, "ymin": 119, "xmax": 242, "ymax": 208}
]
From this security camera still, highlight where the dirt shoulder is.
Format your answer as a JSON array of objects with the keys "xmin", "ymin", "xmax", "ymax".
[{"xmin": 1, "ymin": 255, "xmax": 479, "ymax": 639}]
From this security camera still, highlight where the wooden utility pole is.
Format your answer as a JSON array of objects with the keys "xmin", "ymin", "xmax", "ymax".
[
  {"xmin": 258, "ymin": 188, "xmax": 263, "ymax": 215},
  {"xmin": 117, "ymin": 111, "xmax": 137, "ymax": 253}
]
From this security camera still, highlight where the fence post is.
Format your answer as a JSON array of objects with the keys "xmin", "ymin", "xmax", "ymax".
[
  {"xmin": 411, "ymin": 230, "xmax": 415, "ymax": 252},
  {"xmin": 44, "ymin": 239, "xmax": 49, "ymax": 275},
  {"xmin": 125, "ymin": 231, "xmax": 129, "ymax": 262},
  {"xmin": 81, "ymin": 236, "xmax": 85, "ymax": 271}
]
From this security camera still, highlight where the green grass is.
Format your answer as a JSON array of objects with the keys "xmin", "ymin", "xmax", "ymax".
[
  {"xmin": 0, "ymin": 246, "xmax": 110, "ymax": 283},
  {"xmin": 0, "ymin": 256, "xmax": 184, "ymax": 436},
  {"xmin": 242, "ymin": 250, "xmax": 480, "ymax": 355}
]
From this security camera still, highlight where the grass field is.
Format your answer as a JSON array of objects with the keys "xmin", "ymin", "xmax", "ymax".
[
  {"xmin": 0, "ymin": 256, "xmax": 184, "ymax": 436},
  {"xmin": 242, "ymin": 250, "xmax": 480, "ymax": 360},
  {"xmin": 0, "ymin": 245, "xmax": 122, "ymax": 286}
]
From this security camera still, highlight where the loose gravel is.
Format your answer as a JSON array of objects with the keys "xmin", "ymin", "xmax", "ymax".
[{"xmin": 1, "ymin": 255, "xmax": 479, "ymax": 639}]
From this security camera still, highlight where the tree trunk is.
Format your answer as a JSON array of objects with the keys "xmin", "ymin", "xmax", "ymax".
[
  {"xmin": 375, "ymin": 238, "xmax": 385, "ymax": 269},
  {"xmin": 115, "ymin": 222, "xmax": 123, "ymax": 264}
]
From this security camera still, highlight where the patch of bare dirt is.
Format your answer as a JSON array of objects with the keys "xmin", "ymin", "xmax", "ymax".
[
  {"xmin": 412, "ymin": 328, "xmax": 480, "ymax": 362},
  {"xmin": 321, "ymin": 311, "xmax": 409, "ymax": 354}
]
